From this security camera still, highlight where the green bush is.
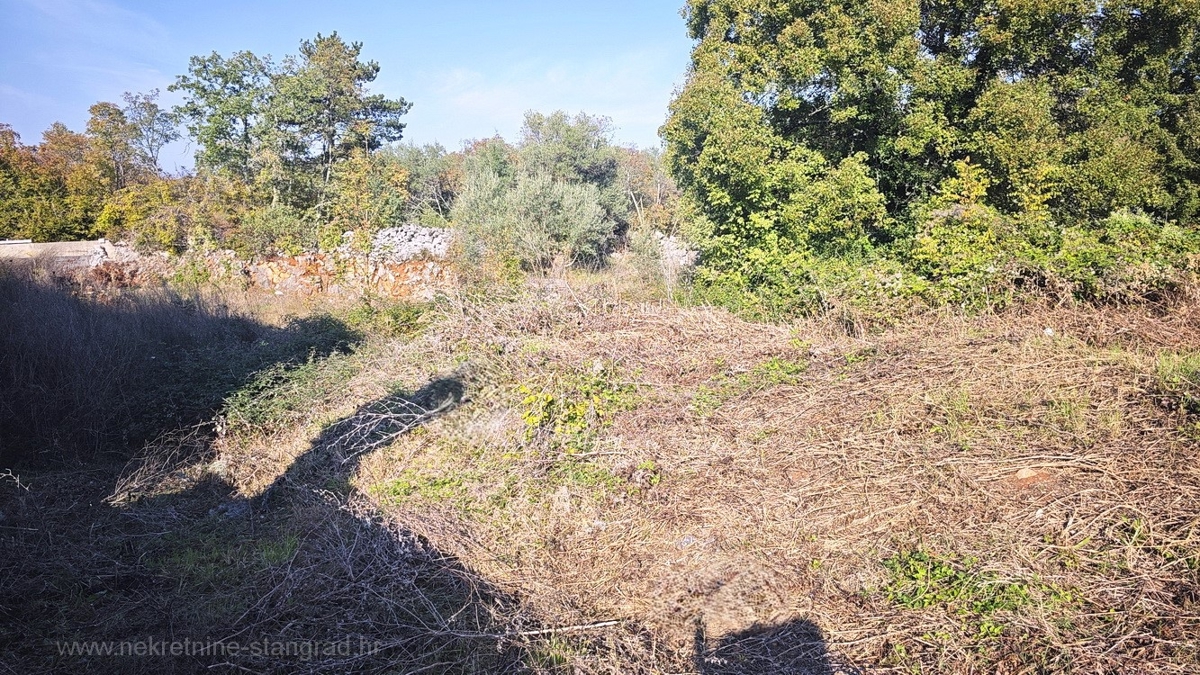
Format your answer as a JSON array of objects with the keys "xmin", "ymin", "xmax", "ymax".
[
  {"xmin": 452, "ymin": 167, "xmax": 613, "ymax": 274},
  {"xmin": 96, "ymin": 179, "xmax": 189, "ymax": 253},
  {"xmin": 234, "ymin": 204, "xmax": 317, "ymax": 258}
]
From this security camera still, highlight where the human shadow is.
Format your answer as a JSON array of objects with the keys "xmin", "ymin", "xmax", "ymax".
[
  {"xmin": 695, "ymin": 617, "xmax": 860, "ymax": 675},
  {"xmin": 0, "ymin": 355, "xmax": 544, "ymax": 674},
  {"xmin": 0, "ymin": 271, "xmax": 535, "ymax": 673},
  {"xmin": 253, "ymin": 374, "xmax": 468, "ymax": 510}
]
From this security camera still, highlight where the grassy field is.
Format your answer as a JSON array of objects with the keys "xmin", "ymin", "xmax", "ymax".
[{"xmin": 1, "ymin": 262, "xmax": 1198, "ymax": 673}]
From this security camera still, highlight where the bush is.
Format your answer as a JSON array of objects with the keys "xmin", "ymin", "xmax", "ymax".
[
  {"xmin": 234, "ymin": 204, "xmax": 317, "ymax": 258},
  {"xmin": 96, "ymin": 179, "xmax": 190, "ymax": 253},
  {"xmin": 451, "ymin": 168, "xmax": 613, "ymax": 274},
  {"xmin": 1046, "ymin": 211, "xmax": 1200, "ymax": 302}
]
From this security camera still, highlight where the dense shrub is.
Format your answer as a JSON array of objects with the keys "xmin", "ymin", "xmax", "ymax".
[
  {"xmin": 452, "ymin": 167, "xmax": 612, "ymax": 274},
  {"xmin": 666, "ymin": 0, "xmax": 1200, "ymax": 317}
]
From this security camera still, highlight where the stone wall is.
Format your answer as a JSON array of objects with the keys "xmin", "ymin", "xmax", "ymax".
[
  {"xmin": 242, "ymin": 253, "xmax": 451, "ymax": 300},
  {"xmin": 60, "ymin": 226, "xmax": 456, "ymax": 299}
]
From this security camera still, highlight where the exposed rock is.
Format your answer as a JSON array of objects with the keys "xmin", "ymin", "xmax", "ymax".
[
  {"xmin": 77, "ymin": 226, "xmax": 457, "ymax": 300},
  {"xmin": 368, "ymin": 225, "xmax": 454, "ymax": 262}
]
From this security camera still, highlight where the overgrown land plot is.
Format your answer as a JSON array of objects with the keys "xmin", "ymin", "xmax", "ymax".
[{"xmin": 3, "ymin": 1, "xmax": 1200, "ymax": 674}]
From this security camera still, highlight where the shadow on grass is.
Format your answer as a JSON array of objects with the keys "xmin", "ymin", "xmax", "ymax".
[
  {"xmin": 1, "ymin": 316, "xmax": 537, "ymax": 675},
  {"xmin": 0, "ymin": 273, "xmax": 849, "ymax": 673},
  {"xmin": 0, "ymin": 268, "xmax": 360, "ymax": 467},
  {"xmin": 696, "ymin": 617, "xmax": 857, "ymax": 675}
]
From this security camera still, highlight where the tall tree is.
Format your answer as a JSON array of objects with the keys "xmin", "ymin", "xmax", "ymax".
[
  {"xmin": 122, "ymin": 89, "xmax": 180, "ymax": 171},
  {"xmin": 270, "ymin": 32, "xmax": 411, "ymax": 197},
  {"xmin": 85, "ymin": 102, "xmax": 139, "ymax": 191},
  {"xmin": 170, "ymin": 50, "xmax": 273, "ymax": 180}
]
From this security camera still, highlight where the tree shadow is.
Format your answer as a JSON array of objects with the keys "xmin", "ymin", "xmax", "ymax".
[
  {"xmin": 695, "ymin": 617, "xmax": 861, "ymax": 675},
  {"xmin": 0, "ymin": 268, "xmax": 361, "ymax": 467}
]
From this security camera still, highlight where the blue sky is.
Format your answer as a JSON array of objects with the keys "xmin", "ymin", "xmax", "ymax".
[{"xmin": 0, "ymin": 0, "xmax": 693, "ymax": 172}]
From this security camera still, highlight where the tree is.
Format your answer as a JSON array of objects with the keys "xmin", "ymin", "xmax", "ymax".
[
  {"xmin": 0, "ymin": 123, "xmax": 106, "ymax": 242},
  {"xmin": 270, "ymin": 32, "xmax": 411, "ymax": 195},
  {"xmin": 85, "ymin": 102, "xmax": 140, "ymax": 191},
  {"xmin": 122, "ymin": 89, "xmax": 180, "ymax": 171},
  {"xmin": 389, "ymin": 142, "xmax": 459, "ymax": 225},
  {"xmin": 669, "ymin": 0, "xmax": 1200, "ymax": 230},
  {"xmin": 171, "ymin": 50, "xmax": 273, "ymax": 180},
  {"xmin": 517, "ymin": 111, "xmax": 629, "ymax": 227},
  {"xmin": 617, "ymin": 146, "xmax": 680, "ymax": 232}
]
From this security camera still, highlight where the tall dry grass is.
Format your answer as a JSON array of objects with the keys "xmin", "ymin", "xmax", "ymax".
[{"xmin": 0, "ymin": 265, "xmax": 358, "ymax": 466}]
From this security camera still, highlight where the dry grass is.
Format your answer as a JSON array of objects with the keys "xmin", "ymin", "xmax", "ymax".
[
  {"xmin": 338, "ymin": 281, "xmax": 1200, "ymax": 673},
  {"xmin": 3, "ymin": 267, "xmax": 1198, "ymax": 673}
]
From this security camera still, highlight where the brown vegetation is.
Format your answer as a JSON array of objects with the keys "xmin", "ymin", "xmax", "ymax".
[{"xmin": 2, "ymin": 267, "xmax": 1198, "ymax": 673}]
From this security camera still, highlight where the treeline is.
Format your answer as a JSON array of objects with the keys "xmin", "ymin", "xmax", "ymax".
[
  {"xmin": 664, "ymin": 0, "xmax": 1200, "ymax": 314},
  {"xmin": 0, "ymin": 33, "xmax": 677, "ymax": 270}
]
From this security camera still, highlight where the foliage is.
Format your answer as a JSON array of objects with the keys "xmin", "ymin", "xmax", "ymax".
[
  {"xmin": 269, "ymin": 33, "xmax": 411, "ymax": 201},
  {"xmin": 0, "ymin": 124, "xmax": 97, "ymax": 241},
  {"xmin": 171, "ymin": 49, "xmax": 273, "ymax": 182},
  {"xmin": 388, "ymin": 142, "xmax": 459, "ymax": 226},
  {"xmin": 518, "ymin": 111, "xmax": 629, "ymax": 227},
  {"xmin": 452, "ymin": 162, "xmax": 613, "ymax": 274},
  {"xmin": 518, "ymin": 363, "xmax": 636, "ymax": 454},
  {"xmin": 667, "ymin": 0, "xmax": 1200, "ymax": 316},
  {"xmin": 618, "ymin": 146, "xmax": 681, "ymax": 234},
  {"xmin": 447, "ymin": 112, "xmax": 638, "ymax": 276},
  {"xmin": 0, "ymin": 90, "xmax": 182, "ymax": 243},
  {"xmin": 121, "ymin": 89, "xmax": 180, "ymax": 170},
  {"xmin": 96, "ymin": 179, "xmax": 190, "ymax": 252},
  {"xmin": 170, "ymin": 32, "xmax": 411, "ymax": 225},
  {"xmin": 327, "ymin": 148, "xmax": 409, "ymax": 236},
  {"xmin": 234, "ymin": 204, "xmax": 317, "ymax": 257}
]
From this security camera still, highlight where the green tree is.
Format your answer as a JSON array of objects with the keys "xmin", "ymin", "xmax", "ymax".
[
  {"xmin": 121, "ymin": 89, "xmax": 180, "ymax": 171},
  {"xmin": 171, "ymin": 50, "xmax": 273, "ymax": 181},
  {"xmin": 389, "ymin": 142, "xmax": 459, "ymax": 225},
  {"xmin": 270, "ymin": 32, "xmax": 411, "ymax": 196},
  {"xmin": 85, "ymin": 102, "xmax": 140, "ymax": 191},
  {"xmin": 666, "ymin": 0, "xmax": 1200, "ymax": 311},
  {"xmin": 518, "ymin": 111, "xmax": 629, "ymax": 227}
]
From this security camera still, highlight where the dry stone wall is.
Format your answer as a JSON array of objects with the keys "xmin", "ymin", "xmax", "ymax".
[{"xmin": 72, "ymin": 226, "xmax": 455, "ymax": 299}]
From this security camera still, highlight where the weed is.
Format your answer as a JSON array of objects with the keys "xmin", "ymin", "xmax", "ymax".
[
  {"xmin": 1156, "ymin": 351, "xmax": 1200, "ymax": 414},
  {"xmin": 528, "ymin": 636, "xmax": 578, "ymax": 669},
  {"xmin": 882, "ymin": 549, "xmax": 1034, "ymax": 616},
  {"xmin": 373, "ymin": 469, "xmax": 466, "ymax": 504},
  {"xmin": 550, "ymin": 459, "xmax": 621, "ymax": 491},
  {"xmin": 881, "ymin": 549, "xmax": 1080, "ymax": 648},
  {"xmin": 844, "ymin": 346, "xmax": 878, "ymax": 364},
  {"xmin": 518, "ymin": 362, "xmax": 637, "ymax": 453},
  {"xmin": 635, "ymin": 460, "xmax": 662, "ymax": 487},
  {"xmin": 345, "ymin": 296, "xmax": 430, "ymax": 338},
  {"xmin": 691, "ymin": 355, "xmax": 808, "ymax": 416}
]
